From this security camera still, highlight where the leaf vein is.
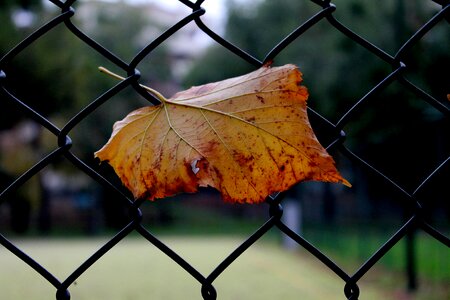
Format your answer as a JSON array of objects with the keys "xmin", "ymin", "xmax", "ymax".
[
  {"xmin": 199, "ymin": 109, "xmax": 260, "ymax": 196},
  {"xmin": 174, "ymin": 67, "xmax": 294, "ymax": 102}
]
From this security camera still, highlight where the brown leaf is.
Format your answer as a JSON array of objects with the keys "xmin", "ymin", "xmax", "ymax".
[{"xmin": 95, "ymin": 64, "xmax": 350, "ymax": 203}]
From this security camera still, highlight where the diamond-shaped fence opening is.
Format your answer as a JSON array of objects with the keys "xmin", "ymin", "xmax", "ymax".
[{"xmin": 0, "ymin": 0, "xmax": 449, "ymax": 299}]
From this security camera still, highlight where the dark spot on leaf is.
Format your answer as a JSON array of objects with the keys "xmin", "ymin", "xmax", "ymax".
[
  {"xmin": 213, "ymin": 166, "xmax": 223, "ymax": 182},
  {"xmin": 256, "ymin": 95, "xmax": 265, "ymax": 104},
  {"xmin": 308, "ymin": 161, "xmax": 318, "ymax": 168},
  {"xmin": 234, "ymin": 152, "xmax": 254, "ymax": 165}
]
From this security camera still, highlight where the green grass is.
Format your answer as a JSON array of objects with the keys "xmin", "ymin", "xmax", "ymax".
[
  {"xmin": 0, "ymin": 236, "xmax": 387, "ymax": 300},
  {"xmin": 302, "ymin": 227, "xmax": 450, "ymax": 282},
  {"xmin": 2, "ymin": 201, "xmax": 448, "ymax": 300},
  {"xmin": 301, "ymin": 226, "xmax": 450, "ymax": 300}
]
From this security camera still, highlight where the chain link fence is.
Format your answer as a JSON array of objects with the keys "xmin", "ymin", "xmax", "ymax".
[{"xmin": 1, "ymin": 0, "xmax": 449, "ymax": 299}]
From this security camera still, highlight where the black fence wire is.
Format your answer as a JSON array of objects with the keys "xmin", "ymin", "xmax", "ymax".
[{"xmin": 0, "ymin": 0, "xmax": 449, "ymax": 299}]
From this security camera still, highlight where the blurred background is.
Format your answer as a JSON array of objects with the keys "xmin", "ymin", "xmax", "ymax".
[{"xmin": 0, "ymin": 0, "xmax": 448, "ymax": 299}]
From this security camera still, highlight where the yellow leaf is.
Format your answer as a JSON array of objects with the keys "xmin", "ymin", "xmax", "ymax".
[{"xmin": 95, "ymin": 64, "xmax": 350, "ymax": 203}]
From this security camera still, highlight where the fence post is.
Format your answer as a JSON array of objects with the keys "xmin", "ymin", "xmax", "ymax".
[
  {"xmin": 281, "ymin": 197, "xmax": 302, "ymax": 250},
  {"xmin": 405, "ymin": 228, "xmax": 417, "ymax": 292}
]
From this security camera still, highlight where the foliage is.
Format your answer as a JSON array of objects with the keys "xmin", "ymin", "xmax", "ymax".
[
  {"xmin": 187, "ymin": 0, "xmax": 448, "ymax": 141},
  {"xmin": 0, "ymin": 0, "xmax": 40, "ymax": 9},
  {"xmin": 0, "ymin": 1, "xmax": 172, "ymax": 157},
  {"xmin": 0, "ymin": 1, "xmax": 173, "ymax": 232},
  {"xmin": 185, "ymin": 0, "xmax": 449, "ymax": 214}
]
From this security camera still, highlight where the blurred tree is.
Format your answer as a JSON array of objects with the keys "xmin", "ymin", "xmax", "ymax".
[
  {"xmin": 185, "ymin": 0, "xmax": 449, "ymax": 220},
  {"xmin": 0, "ymin": 0, "xmax": 173, "ymax": 232},
  {"xmin": 0, "ymin": 0, "xmax": 40, "ymax": 9},
  {"xmin": 0, "ymin": 0, "xmax": 43, "ymax": 234},
  {"xmin": 185, "ymin": 3, "xmax": 448, "ymax": 291}
]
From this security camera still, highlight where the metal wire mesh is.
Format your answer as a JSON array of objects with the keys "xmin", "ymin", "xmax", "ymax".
[{"xmin": 0, "ymin": 0, "xmax": 449, "ymax": 299}]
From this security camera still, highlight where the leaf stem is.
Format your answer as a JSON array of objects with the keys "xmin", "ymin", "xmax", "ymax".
[{"xmin": 98, "ymin": 66, "xmax": 167, "ymax": 102}]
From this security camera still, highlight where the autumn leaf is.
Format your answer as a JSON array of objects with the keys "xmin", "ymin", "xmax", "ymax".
[{"xmin": 95, "ymin": 64, "xmax": 350, "ymax": 203}]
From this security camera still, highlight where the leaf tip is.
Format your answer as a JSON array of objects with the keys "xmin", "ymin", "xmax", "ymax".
[
  {"xmin": 93, "ymin": 148, "xmax": 106, "ymax": 163},
  {"xmin": 342, "ymin": 178, "xmax": 352, "ymax": 188}
]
